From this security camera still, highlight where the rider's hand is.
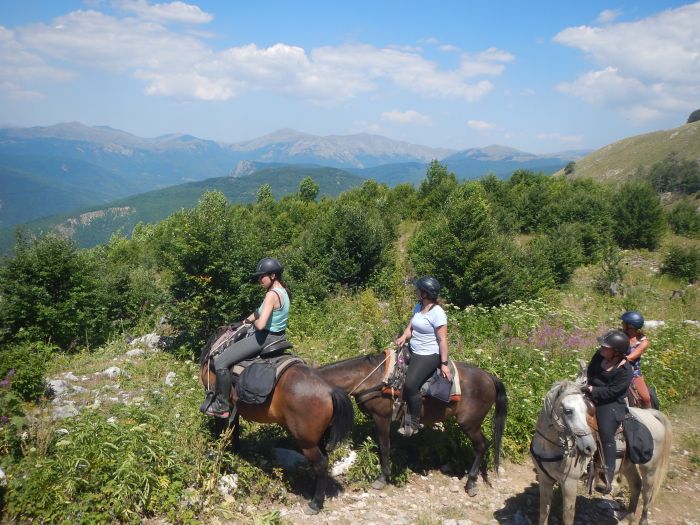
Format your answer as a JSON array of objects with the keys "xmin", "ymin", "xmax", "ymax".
[
  {"xmin": 441, "ymin": 363, "xmax": 452, "ymax": 381},
  {"xmin": 394, "ymin": 335, "xmax": 407, "ymax": 347}
]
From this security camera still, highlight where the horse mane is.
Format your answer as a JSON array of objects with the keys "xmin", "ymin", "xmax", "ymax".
[{"xmin": 317, "ymin": 352, "xmax": 384, "ymax": 371}]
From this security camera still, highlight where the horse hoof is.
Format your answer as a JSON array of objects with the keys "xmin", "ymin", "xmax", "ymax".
[
  {"xmin": 304, "ymin": 502, "xmax": 321, "ymax": 515},
  {"xmin": 466, "ymin": 484, "xmax": 478, "ymax": 497},
  {"xmin": 371, "ymin": 479, "xmax": 387, "ymax": 490}
]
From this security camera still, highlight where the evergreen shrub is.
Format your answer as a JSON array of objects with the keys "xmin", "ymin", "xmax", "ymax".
[{"xmin": 661, "ymin": 244, "xmax": 700, "ymax": 282}]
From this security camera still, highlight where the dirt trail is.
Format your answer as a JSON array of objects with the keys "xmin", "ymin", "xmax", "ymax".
[{"xmin": 268, "ymin": 404, "xmax": 700, "ymax": 525}]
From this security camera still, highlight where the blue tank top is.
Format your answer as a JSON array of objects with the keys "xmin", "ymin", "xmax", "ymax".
[{"xmin": 257, "ymin": 287, "xmax": 289, "ymax": 333}]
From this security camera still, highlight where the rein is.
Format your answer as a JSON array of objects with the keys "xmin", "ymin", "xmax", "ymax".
[{"xmin": 348, "ymin": 353, "xmax": 390, "ymax": 395}]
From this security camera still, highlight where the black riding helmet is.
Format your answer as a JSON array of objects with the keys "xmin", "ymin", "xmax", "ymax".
[
  {"xmin": 252, "ymin": 257, "xmax": 284, "ymax": 278},
  {"xmin": 414, "ymin": 276, "xmax": 441, "ymax": 299},
  {"xmin": 620, "ymin": 311, "xmax": 644, "ymax": 329},
  {"xmin": 596, "ymin": 329, "xmax": 630, "ymax": 355}
]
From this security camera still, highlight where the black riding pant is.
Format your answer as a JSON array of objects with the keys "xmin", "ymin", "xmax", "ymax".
[
  {"xmin": 213, "ymin": 330, "xmax": 286, "ymax": 372},
  {"xmin": 596, "ymin": 401, "xmax": 626, "ymax": 476},
  {"xmin": 403, "ymin": 352, "xmax": 440, "ymax": 417}
]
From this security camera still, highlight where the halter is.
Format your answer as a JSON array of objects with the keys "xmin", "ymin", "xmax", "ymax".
[{"xmin": 531, "ymin": 384, "xmax": 592, "ymax": 482}]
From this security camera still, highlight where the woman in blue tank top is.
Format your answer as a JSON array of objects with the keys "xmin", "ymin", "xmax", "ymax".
[{"xmin": 202, "ymin": 257, "xmax": 291, "ymax": 418}]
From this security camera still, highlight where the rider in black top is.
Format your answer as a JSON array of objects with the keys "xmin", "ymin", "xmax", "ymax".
[{"xmin": 585, "ymin": 329, "xmax": 633, "ymax": 494}]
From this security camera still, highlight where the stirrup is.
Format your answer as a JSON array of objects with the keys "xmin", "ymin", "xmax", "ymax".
[
  {"xmin": 204, "ymin": 395, "xmax": 230, "ymax": 419},
  {"xmin": 199, "ymin": 390, "xmax": 215, "ymax": 414}
]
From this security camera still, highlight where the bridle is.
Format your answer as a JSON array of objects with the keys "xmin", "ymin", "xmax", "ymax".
[{"xmin": 531, "ymin": 385, "xmax": 593, "ymax": 482}]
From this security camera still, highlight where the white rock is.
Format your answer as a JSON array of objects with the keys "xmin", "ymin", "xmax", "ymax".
[
  {"xmin": 107, "ymin": 417, "xmax": 118, "ymax": 424},
  {"xmin": 217, "ymin": 474, "xmax": 238, "ymax": 496},
  {"xmin": 130, "ymin": 333, "xmax": 162, "ymax": 351},
  {"xmin": 52, "ymin": 403, "xmax": 79, "ymax": 420},
  {"xmin": 683, "ymin": 320, "xmax": 699, "ymax": 326},
  {"xmin": 102, "ymin": 367, "xmax": 128, "ymax": 379},
  {"xmin": 644, "ymin": 320, "xmax": 665, "ymax": 329},
  {"xmin": 125, "ymin": 349, "xmax": 145, "ymax": 358},
  {"xmin": 48, "ymin": 379, "xmax": 71, "ymax": 397},
  {"xmin": 63, "ymin": 372, "xmax": 79, "ymax": 381},
  {"xmin": 164, "ymin": 372, "xmax": 177, "ymax": 387},
  {"xmin": 330, "ymin": 450, "xmax": 357, "ymax": 476},
  {"xmin": 0, "ymin": 467, "xmax": 6, "ymax": 487}
]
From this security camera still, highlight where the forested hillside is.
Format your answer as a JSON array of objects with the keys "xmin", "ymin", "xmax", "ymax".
[{"xmin": 1, "ymin": 160, "xmax": 699, "ymax": 523}]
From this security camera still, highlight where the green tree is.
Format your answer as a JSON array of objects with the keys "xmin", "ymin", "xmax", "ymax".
[
  {"xmin": 153, "ymin": 191, "xmax": 263, "ymax": 355},
  {"xmin": 661, "ymin": 244, "xmax": 700, "ymax": 282},
  {"xmin": 564, "ymin": 161, "xmax": 576, "ymax": 175},
  {"xmin": 410, "ymin": 183, "xmax": 539, "ymax": 306},
  {"xmin": 0, "ymin": 233, "xmax": 107, "ymax": 350},
  {"xmin": 256, "ymin": 183, "xmax": 274, "ymax": 204},
  {"xmin": 612, "ymin": 182, "xmax": 665, "ymax": 250},
  {"xmin": 417, "ymin": 160, "xmax": 458, "ymax": 214},
  {"xmin": 299, "ymin": 176, "xmax": 320, "ymax": 202},
  {"xmin": 649, "ymin": 154, "xmax": 700, "ymax": 194},
  {"xmin": 667, "ymin": 199, "xmax": 700, "ymax": 237}
]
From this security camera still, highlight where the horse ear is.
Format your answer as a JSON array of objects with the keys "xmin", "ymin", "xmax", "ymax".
[{"xmin": 575, "ymin": 359, "xmax": 587, "ymax": 385}]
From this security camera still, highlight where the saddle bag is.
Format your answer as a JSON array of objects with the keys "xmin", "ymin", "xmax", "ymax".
[
  {"xmin": 236, "ymin": 361, "xmax": 277, "ymax": 404},
  {"xmin": 623, "ymin": 412, "xmax": 654, "ymax": 464},
  {"xmin": 427, "ymin": 370, "xmax": 452, "ymax": 403}
]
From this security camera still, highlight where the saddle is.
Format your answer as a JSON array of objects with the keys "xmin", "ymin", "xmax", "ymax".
[
  {"xmin": 381, "ymin": 347, "xmax": 462, "ymax": 402},
  {"xmin": 231, "ymin": 353, "xmax": 303, "ymax": 405},
  {"xmin": 583, "ymin": 399, "xmax": 655, "ymax": 493}
]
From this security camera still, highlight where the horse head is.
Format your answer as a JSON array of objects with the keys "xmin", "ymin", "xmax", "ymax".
[{"xmin": 545, "ymin": 381, "xmax": 596, "ymax": 457}]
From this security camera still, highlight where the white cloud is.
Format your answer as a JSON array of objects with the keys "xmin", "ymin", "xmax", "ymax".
[
  {"xmin": 382, "ymin": 109, "xmax": 433, "ymax": 126},
  {"xmin": 459, "ymin": 47, "xmax": 514, "ymax": 77},
  {"xmin": 2, "ymin": 7, "xmax": 514, "ymax": 104},
  {"xmin": 467, "ymin": 119, "xmax": 496, "ymax": 131},
  {"xmin": 536, "ymin": 132, "xmax": 583, "ymax": 145},
  {"xmin": 0, "ymin": 80, "xmax": 45, "ymax": 100},
  {"xmin": 439, "ymin": 44, "xmax": 459, "ymax": 52},
  {"xmin": 596, "ymin": 9, "xmax": 621, "ymax": 24},
  {"xmin": 114, "ymin": 0, "xmax": 214, "ymax": 24},
  {"xmin": 554, "ymin": 3, "xmax": 700, "ymax": 122}
]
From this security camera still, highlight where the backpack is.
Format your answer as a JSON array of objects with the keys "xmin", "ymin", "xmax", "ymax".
[{"xmin": 623, "ymin": 412, "xmax": 654, "ymax": 464}]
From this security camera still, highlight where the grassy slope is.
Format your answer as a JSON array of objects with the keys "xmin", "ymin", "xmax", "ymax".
[{"xmin": 562, "ymin": 120, "xmax": 700, "ymax": 182}]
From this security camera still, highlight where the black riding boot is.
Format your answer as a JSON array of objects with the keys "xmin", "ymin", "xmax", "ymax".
[
  {"xmin": 205, "ymin": 368, "xmax": 233, "ymax": 418},
  {"xmin": 595, "ymin": 466, "xmax": 614, "ymax": 494}
]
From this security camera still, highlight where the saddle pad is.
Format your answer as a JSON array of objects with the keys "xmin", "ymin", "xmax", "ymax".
[{"xmin": 382, "ymin": 360, "xmax": 462, "ymax": 402}]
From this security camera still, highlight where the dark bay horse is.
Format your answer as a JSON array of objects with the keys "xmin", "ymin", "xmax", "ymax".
[
  {"xmin": 317, "ymin": 353, "xmax": 507, "ymax": 495},
  {"xmin": 199, "ymin": 324, "xmax": 354, "ymax": 513}
]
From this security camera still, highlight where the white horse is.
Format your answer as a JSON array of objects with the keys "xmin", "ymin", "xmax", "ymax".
[{"xmin": 531, "ymin": 380, "xmax": 672, "ymax": 525}]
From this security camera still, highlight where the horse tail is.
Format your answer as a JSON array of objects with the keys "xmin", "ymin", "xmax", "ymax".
[
  {"xmin": 490, "ymin": 375, "xmax": 508, "ymax": 475},
  {"xmin": 649, "ymin": 409, "xmax": 673, "ymax": 503},
  {"xmin": 323, "ymin": 388, "xmax": 354, "ymax": 452}
]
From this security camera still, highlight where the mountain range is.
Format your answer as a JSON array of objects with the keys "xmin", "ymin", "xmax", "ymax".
[{"xmin": 0, "ymin": 122, "xmax": 586, "ymax": 228}]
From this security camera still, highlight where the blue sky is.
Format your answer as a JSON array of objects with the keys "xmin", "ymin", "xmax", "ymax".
[{"xmin": 1, "ymin": 1, "xmax": 698, "ymax": 153}]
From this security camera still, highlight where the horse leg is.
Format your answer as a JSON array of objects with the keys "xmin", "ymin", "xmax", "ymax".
[
  {"xmin": 622, "ymin": 462, "xmax": 642, "ymax": 524},
  {"xmin": 537, "ymin": 472, "xmax": 554, "ymax": 525},
  {"xmin": 462, "ymin": 425, "xmax": 490, "ymax": 496},
  {"xmin": 636, "ymin": 465, "xmax": 655, "ymax": 525},
  {"xmin": 370, "ymin": 414, "xmax": 391, "ymax": 490},
  {"xmin": 561, "ymin": 475, "xmax": 579, "ymax": 525},
  {"xmin": 300, "ymin": 445, "xmax": 328, "ymax": 515}
]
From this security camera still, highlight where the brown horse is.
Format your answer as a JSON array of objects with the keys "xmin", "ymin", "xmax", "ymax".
[
  {"xmin": 317, "ymin": 353, "xmax": 507, "ymax": 495},
  {"xmin": 199, "ymin": 323, "xmax": 354, "ymax": 514}
]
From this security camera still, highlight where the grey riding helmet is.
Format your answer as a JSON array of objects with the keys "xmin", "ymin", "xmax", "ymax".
[
  {"xmin": 620, "ymin": 311, "xmax": 644, "ymax": 329},
  {"xmin": 252, "ymin": 257, "xmax": 284, "ymax": 278},
  {"xmin": 596, "ymin": 329, "xmax": 630, "ymax": 355},
  {"xmin": 414, "ymin": 276, "xmax": 441, "ymax": 299}
]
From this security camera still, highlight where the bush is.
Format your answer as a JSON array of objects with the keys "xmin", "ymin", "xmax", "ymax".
[
  {"xmin": 649, "ymin": 153, "xmax": 700, "ymax": 194},
  {"xmin": 0, "ymin": 370, "xmax": 27, "ymax": 459},
  {"xmin": 0, "ymin": 234, "xmax": 110, "ymax": 350},
  {"xmin": 612, "ymin": 181, "xmax": 665, "ymax": 250},
  {"xmin": 667, "ymin": 199, "xmax": 700, "ymax": 237},
  {"xmin": 0, "ymin": 342, "xmax": 52, "ymax": 401},
  {"xmin": 661, "ymin": 244, "xmax": 700, "ymax": 282}
]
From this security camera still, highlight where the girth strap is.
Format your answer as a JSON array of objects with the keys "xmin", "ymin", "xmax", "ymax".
[{"xmin": 530, "ymin": 440, "xmax": 564, "ymax": 483}]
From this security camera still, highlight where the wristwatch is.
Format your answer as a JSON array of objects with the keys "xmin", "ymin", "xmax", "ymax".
[{"xmin": 441, "ymin": 360, "xmax": 449, "ymax": 366}]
